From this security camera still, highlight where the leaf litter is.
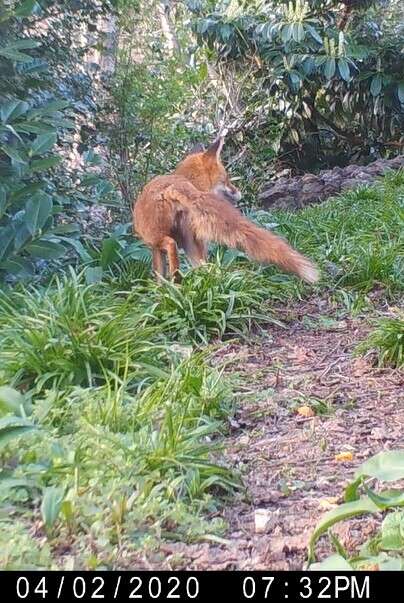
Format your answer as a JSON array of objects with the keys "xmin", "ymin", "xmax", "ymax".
[{"xmin": 116, "ymin": 297, "xmax": 403, "ymax": 569}]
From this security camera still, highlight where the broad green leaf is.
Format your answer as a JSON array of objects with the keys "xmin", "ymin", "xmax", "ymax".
[
  {"xmin": 344, "ymin": 475, "xmax": 363, "ymax": 502},
  {"xmin": 306, "ymin": 25, "xmax": 322, "ymax": 44},
  {"xmin": 380, "ymin": 511, "xmax": 404, "ymax": 551},
  {"xmin": 122, "ymin": 242, "xmax": 151, "ymax": 261},
  {"xmin": 220, "ymin": 23, "xmax": 232, "ymax": 41},
  {"xmin": 50, "ymin": 223, "xmax": 80, "ymax": 235},
  {"xmin": 324, "ymin": 58, "xmax": 336, "ymax": 80},
  {"xmin": 25, "ymin": 240, "xmax": 66, "ymax": 259},
  {"xmin": 80, "ymin": 174, "xmax": 101, "ymax": 187},
  {"xmin": 365, "ymin": 486, "xmax": 404, "ymax": 510},
  {"xmin": 0, "ymin": 256, "xmax": 33, "ymax": 276},
  {"xmin": 0, "ymin": 47, "xmax": 34, "ymax": 62},
  {"xmin": 14, "ymin": 122, "xmax": 55, "ymax": 134},
  {"xmin": 0, "ymin": 478, "xmax": 36, "ymax": 493},
  {"xmin": 15, "ymin": 0, "xmax": 42, "ymax": 17},
  {"xmin": 101, "ymin": 237, "xmax": 121, "ymax": 269},
  {"xmin": 198, "ymin": 18, "xmax": 213, "ymax": 34},
  {"xmin": 41, "ymin": 486, "xmax": 65, "ymax": 529},
  {"xmin": 355, "ymin": 450, "xmax": 404, "ymax": 482},
  {"xmin": 24, "ymin": 193, "xmax": 53, "ymax": 234},
  {"xmin": 17, "ymin": 57, "xmax": 47, "ymax": 75},
  {"xmin": 308, "ymin": 497, "xmax": 379, "ymax": 561},
  {"xmin": 1, "ymin": 99, "xmax": 29, "ymax": 123},
  {"xmin": 9, "ymin": 182, "xmax": 42, "ymax": 202},
  {"xmin": 94, "ymin": 179, "xmax": 114, "ymax": 196},
  {"xmin": 370, "ymin": 74, "xmax": 382, "ymax": 97},
  {"xmin": 0, "ymin": 185, "xmax": 7, "ymax": 218},
  {"xmin": 379, "ymin": 556, "xmax": 404, "ymax": 570},
  {"xmin": 14, "ymin": 223, "xmax": 32, "ymax": 250},
  {"xmin": 0, "ymin": 386, "xmax": 25, "ymax": 415},
  {"xmin": 310, "ymin": 554, "xmax": 353, "ymax": 571},
  {"xmin": 281, "ymin": 24, "xmax": 292, "ymax": 44},
  {"xmin": 46, "ymin": 118, "xmax": 75, "ymax": 129},
  {"xmin": 314, "ymin": 56, "xmax": 326, "ymax": 67},
  {"xmin": 4, "ymin": 123, "xmax": 24, "ymax": 143},
  {"xmin": 292, "ymin": 23, "xmax": 304, "ymax": 43},
  {"xmin": 59, "ymin": 237, "xmax": 92, "ymax": 262},
  {"xmin": 0, "ymin": 415, "xmax": 37, "ymax": 448},
  {"xmin": 338, "ymin": 59, "xmax": 350, "ymax": 82},
  {"xmin": 61, "ymin": 500, "xmax": 74, "ymax": 523},
  {"xmin": 30, "ymin": 156, "xmax": 61, "ymax": 171},
  {"xmin": 83, "ymin": 150, "xmax": 102, "ymax": 165},
  {"xmin": 31, "ymin": 100, "xmax": 69, "ymax": 116},
  {"xmin": 0, "ymin": 226, "xmax": 15, "ymax": 261},
  {"xmin": 397, "ymin": 83, "xmax": 404, "ymax": 105},
  {"xmin": 5, "ymin": 39, "xmax": 40, "ymax": 50},
  {"xmin": 289, "ymin": 71, "xmax": 301, "ymax": 86},
  {"xmin": 30, "ymin": 132, "xmax": 56, "ymax": 156},
  {"xmin": 1, "ymin": 143, "xmax": 27, "ymax": 164}
]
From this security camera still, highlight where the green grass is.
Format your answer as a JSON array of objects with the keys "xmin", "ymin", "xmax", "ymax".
[
  {"xmin": 0, "ymin": 172, "xmax": 403, "ymax": 569},
  {"xmin": 143, "ymin": 259, "xmax": 290, "ymax": 344},
  {"xmin": 270, "ymin": 169, "xmax": 404, "ymax": 294},
  {"xmin": 0, "ymin": 270, "xmax": 167, "ymax": 393},
  {"xmin": 357, "ymin": 315, "xmax": 404, "ymax": 368}
]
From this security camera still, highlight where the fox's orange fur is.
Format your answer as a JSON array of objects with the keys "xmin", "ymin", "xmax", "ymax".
[{"xmin": 133, "ymin": 138, "xmax": 319, "ymax": 283}]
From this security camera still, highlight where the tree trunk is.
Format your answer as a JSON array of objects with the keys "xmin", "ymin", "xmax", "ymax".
[{"xmin": 157, "ymin": 1, "xmax": 180, "ymax": 55}]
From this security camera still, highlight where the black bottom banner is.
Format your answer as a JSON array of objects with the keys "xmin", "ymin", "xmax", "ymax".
[{"xmin": 2, "ymin": 570, "xmax": 402, "ymax": 603}]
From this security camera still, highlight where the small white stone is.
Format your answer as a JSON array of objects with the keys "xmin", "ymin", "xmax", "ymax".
[{"xmin": 254, "ymin": 509, "xmax": 272, "ymax": 533}]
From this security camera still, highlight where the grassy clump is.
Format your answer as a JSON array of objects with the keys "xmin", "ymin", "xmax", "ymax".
[
  {"xmin": 0, "ymin": 355, "xmax": 240, "ymax": 569},
  {"xmin": 0, "ymin": 272, "xmax": 241, "ymax": 569},
  {"xmin": 272, "ymin": 170, "xmax": 404, "ymax": 294},
  {"xmin": 357, "ymin": 316, "xmax": 404, "ymax": 368},
  {"xmin": 144, "ymin": 260, "xmax": 290, "ymax": 344},
  {"xmin": 0, "ymin": 270, "xmax": 167, "ymax": 393}
]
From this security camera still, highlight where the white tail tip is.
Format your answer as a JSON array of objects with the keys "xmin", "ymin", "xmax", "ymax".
[{"xmin": 299, "ymin": 262, "xmax": 320, "ymax": 284}]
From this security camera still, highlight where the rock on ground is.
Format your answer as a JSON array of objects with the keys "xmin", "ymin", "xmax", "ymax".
[{"xmin": 259, "ymin": 156, "xmax": 404, "ymax": 209}]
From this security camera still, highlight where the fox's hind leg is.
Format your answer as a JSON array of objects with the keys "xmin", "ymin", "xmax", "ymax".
[
  {"xmin": 152, "ymin": 247, "xmax": 166, "ymax": 280},
  {"xmin": 183, "ymin": 234, "xmax": 207, "ymax": 267},
  {"xmin": 159, "ymin": 236, "xmax": 180, "ymax": 282}
]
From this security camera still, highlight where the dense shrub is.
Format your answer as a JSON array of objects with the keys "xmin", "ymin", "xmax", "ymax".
[
  {"xmin": 0, "ymin": 0, "xmax": 116, "ymax": 281},
  {"xmin": 190, "ymin": 0, "xmax": 404, "ymax": 173}
]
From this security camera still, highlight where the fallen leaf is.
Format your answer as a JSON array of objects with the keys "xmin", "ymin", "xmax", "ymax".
[
  {"xmin": 291, "ymin": 346, "xmax": 312, "ymax": 364},
  {"xmin": 335, "ymin": 451, "xmax": 354, "ymax": 462},
  {"xmin": 360, "ymin": 563, "xmax": 379, "ymax": 571},
  {"xmin": 352, "ymin": 357, "xmax": 371, "ymax": 377},
  {"xmin": 296, "ymin": 405, "xmax": 315, "ymax": 417},
  {"xmin": 318, "ymin": 496, "xmax": 339, "ymax": 510}
]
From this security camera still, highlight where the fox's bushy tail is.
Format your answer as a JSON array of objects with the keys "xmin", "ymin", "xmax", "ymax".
[
  {"xmin": 229, "ymin": 219, "xmax": 319, "ymax": 283},
  {"xmin": 165, "ymin": 185, "xmax": 319, "ymax": 283}
]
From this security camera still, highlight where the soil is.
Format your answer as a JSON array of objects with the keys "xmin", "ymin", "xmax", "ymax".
[{"xmin": 130, "ymin": 296, "xmax": 403, "ymax": 570}]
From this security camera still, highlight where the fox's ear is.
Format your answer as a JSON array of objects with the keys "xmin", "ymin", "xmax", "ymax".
[{"xmin": 205, "ymin": 136, "xmax": 224, "ymax": 160}]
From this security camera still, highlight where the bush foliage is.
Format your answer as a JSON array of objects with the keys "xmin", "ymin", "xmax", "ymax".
[
  {"xmin": 0, "ymin": 0, "xmax": 116, "ymax": 281},
  {"xmin": 191, "ymin": 0, "xmax": 404, "ymax": 171}
]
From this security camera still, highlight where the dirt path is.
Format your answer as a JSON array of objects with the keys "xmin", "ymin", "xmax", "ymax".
[{"xmin": 130, "ymin": 299, "xmax": 404, "ymax": 570}]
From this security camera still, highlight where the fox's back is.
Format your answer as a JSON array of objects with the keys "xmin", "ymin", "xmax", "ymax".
[{"xmin": 133, "ymin": 138, "xmax": 240, "ymax": 247}]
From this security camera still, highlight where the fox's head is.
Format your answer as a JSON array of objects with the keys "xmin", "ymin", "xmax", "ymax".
[{"xmin": 174, "ymin": 137, "xmax": 242, "ymax": 204}]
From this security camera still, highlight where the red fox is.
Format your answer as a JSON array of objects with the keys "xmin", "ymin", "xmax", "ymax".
[{"xmin": 133, "ymin": 137, "xmax": 319, "ymax": 283}]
